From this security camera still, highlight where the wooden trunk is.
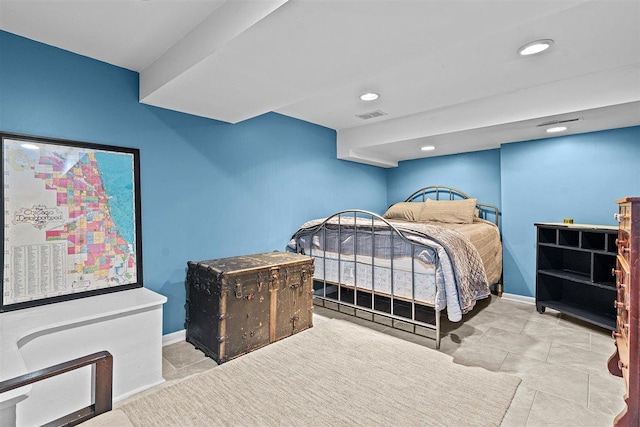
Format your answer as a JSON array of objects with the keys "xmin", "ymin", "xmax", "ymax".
[{"xmin": 185, "ymin": 252, "xmax": 314, "ymax": 363}]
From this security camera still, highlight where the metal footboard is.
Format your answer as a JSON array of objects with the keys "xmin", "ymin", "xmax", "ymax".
[{"xmin": 289, "ymin": 209, "xmax": 444, "ymax": 349}]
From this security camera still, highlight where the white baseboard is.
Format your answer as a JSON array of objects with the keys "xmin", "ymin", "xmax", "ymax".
[
  {"xmin": 162, "ymin": 329, "xmax": 186, "ymax": 346},
  {"xmin": 501, "ymin": 293, "xmax": 535, "ymax": 305}
]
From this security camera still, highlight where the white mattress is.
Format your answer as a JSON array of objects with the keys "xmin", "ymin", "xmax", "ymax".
[{"xmin": 312, "ymin": 251, "xmax": 436, "ymax": 305}]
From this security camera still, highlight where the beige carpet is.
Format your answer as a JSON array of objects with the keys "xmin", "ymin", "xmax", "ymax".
[{"xmin": 94, "ymin": 319, "xmax": 520, "ymax": 426}]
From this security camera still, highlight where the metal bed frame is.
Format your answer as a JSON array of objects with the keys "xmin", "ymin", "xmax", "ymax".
[{"xmin": 289, "ymin": 185, "xmax": 501, "ymax": 349}]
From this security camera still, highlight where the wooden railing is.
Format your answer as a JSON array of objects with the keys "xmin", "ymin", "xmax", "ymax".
[{"xmin": 0, "ymin": 351, "xmax": 113, "ymax": 427}]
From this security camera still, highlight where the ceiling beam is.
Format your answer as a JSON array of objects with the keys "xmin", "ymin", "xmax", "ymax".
[
  {"xmin": 337, "ymin": 64, "xmax": 640, "ymax": 167},
  {"xmin": 140, "ymin": 0, "xmax": 289, "ymax": 107}
]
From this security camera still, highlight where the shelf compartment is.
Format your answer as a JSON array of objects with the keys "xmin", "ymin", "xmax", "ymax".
[
  {"xmin": 538, "ymin": 246, "xmax": 590, "ymax": 277},
  {"xmin": 535, "ymin": 275, "xmax": 616, "ymax": 330},
  {"xmin": 538, "ymin": 269, "xmax": 616, "ymax": 290},
  {"xmin": 581, "ymin": 231, "xmax": 605, "ymax": 251},
  {"xmin": 538, "ymin": 269, "xmax": 590, "ymax": 284},
  {"xmin": 606, "ymin": 233, "xmax": 618, "ymax": 254},
  {"xmin": 538, "ymin": 227, "xmax": 557, "ymax": 244},
  {"xmin": 536, "ymin": 299, "xmax": 616, "ymax": 330},
  {"xmin": 592, "ymin": 253, "xmax": 617, "ymax": 284},
  {"xmin": 558, "ymin": 229, "xmax": 579, "ymax": 247}
]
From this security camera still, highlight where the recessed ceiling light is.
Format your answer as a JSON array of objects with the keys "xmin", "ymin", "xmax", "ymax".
[
  {"xmin": 545, "ymin": 126, "xmax": 567, "ymax": 133},
  {"xmin": 21, "ymin": 143, "xmax": 39, "ymax": 150},
  {"xmin": 421, "ymin": 145, "xmax": 436, "ymax": 151},
  {"xmin": 360, "ymin": 92, "xmax": 379, "ymax": 101},
  {"xmin": 518, "ymin": 39, "xmax": 554, "ymax": 56}
]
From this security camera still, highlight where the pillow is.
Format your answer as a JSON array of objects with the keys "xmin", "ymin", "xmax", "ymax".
[
  {"xmin": 382, "ymin": 202, "xmax": 423, "ymax": 222},
  {"xmin": 418, "ymin": 198, "xmax": 477, "ymax": 224}
]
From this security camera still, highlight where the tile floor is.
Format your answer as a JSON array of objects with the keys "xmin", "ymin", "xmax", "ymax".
[{"xmin": 160, "ymin": 295, "xmax": 626, "ymax": 427}]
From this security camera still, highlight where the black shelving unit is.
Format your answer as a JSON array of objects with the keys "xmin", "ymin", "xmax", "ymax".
[{"xmin": 535, "ymin": 223, "xmax": 618, "ymax": 330}]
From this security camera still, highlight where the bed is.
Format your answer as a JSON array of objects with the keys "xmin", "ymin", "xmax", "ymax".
[{"xmin": 286, "ymin": 185, "xmax": 502, "ymax": 349}]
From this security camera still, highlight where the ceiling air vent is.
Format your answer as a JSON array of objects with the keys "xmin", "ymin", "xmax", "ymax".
[
  {"xmin": 356, "ymin": 110, "xmax": 387, "ymax": 120},
  {"xmin": 536, "ymin": 117, "xmax": 581, "ymax": 127}
]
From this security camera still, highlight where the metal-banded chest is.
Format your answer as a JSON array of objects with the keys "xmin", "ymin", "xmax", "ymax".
[
  {"xmin": 185, "ymin": 252, "xmax": 314, "ymax": 364},
  {"xmin": 609, "ymin": 197, "xmax": 640, "ymax": 427}
]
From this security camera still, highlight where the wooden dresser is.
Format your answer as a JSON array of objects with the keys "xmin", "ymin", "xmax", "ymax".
[{"xmin": 608, "ymin": 197, "xmax": 640, "ymax": 427}]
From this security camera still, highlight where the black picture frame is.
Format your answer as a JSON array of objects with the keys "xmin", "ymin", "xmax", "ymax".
[{"xmin": 1, "ymin": 132, "xmax": 143, "ymax": 312}]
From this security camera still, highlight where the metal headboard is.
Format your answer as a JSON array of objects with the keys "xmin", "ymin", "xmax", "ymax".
[{"xmin": 403, "ymin": 185, "xmax": 500, "ymax": 228}]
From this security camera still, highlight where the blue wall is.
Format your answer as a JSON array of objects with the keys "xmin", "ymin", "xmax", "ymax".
[
  {"xmin": 2, "ymin": 30, "xmax": 639, "ymax": 333},
  {"xmin": 387, "ymin": 149, "xmax": 502, "ymax": 219},
  {"xmin": 501, "ymin": 128, "xmax": 640, "ymax": 296},
  {"xmin": 0, "ymin": 31, "xmax": 387, "ymax": 334},
  {"xmin": 386, "ymin": 128, "xmax": 640, "ymax": 298}
]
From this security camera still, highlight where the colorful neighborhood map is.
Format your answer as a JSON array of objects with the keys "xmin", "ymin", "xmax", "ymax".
[{"xmin": 3, "ymin": 138, "xmax": 138, "ymax": 305}]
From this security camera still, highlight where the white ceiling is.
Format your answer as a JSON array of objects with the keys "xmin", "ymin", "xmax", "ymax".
[{"xmin": 1, "ymin": 0, "xmax": 639, "ymax": 168}]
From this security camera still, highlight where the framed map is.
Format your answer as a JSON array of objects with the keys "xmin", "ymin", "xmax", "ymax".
[{"xmin": 1, "ymin": 133, "xmax": 142, "ymax": 312}]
